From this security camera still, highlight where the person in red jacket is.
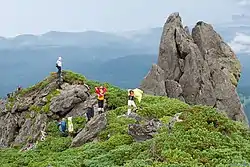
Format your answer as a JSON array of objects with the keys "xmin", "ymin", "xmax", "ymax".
[{"xmin": 95, "ymin": 86, "xmax": 107, "ymax": 114}]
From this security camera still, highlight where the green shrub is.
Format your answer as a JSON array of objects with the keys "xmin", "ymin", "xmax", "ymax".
[
  {"xmin": 1, "ymin": 71, "xmax": 250, "ymax": 167},
  {"xmin": 137, "ymin": 95, "xmax": 190, "ymax": 119},
  {"xmin": 63, "ymin": 70, "xmax": 86, "ymax": 84},
  {"xmin": 72, "ymin": 116, "xmax": 86, "ymax": 133}
]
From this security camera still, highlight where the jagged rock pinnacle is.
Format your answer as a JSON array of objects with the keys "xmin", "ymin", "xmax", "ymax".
[{"xmin": 140, "ymin": 12, "xmax": 248, "ymax": 125}]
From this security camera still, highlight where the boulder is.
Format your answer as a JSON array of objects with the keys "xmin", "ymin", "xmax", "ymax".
[
  {"xmin": 71, "ymin": 113, "xmax": 107, "ymax": 147},
  {"xmin": 128, "ymin": 119, "xmax": 162, "ymax": 142},
  {"xmin": 50, "ymin": 84, "xmax": 89, "ymax": 116}
]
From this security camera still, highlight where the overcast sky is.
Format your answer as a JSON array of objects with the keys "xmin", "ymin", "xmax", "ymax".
[{"xmin": 0, "ymin": 0, "xmax": 249, "ymax": 37}]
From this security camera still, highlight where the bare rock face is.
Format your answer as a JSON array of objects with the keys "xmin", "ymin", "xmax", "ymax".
[
  {"xmin": 0, "ymin": 74, "xmax": 97, "ymax": 148},
  {"xmin": 140, "ymin": 12, "xmax": 248, "ymax": 124},
  {"xmin": 128, "ymin": 119, "xmax": 162, "ymax": 142},
  {"xmin": 50, "ymin": 84, "xmax": 89, "ymax": 116},
  {"xmin": 71, "ymin": 113, "xmax": 107, "ymax": 147},
  {"xmin": 140, "ymin": 64, "xmax": 167, "ymax": 96}
]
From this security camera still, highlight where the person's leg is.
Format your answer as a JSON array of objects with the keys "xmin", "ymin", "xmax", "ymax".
[
  {"xmin": 132, "ymin": 101, "xmax": 137, "ymax": 112},
  {"xmin": 98, "ymin": 100, "xmax": 102, "ymax": 114},
  {"xmin": 127, "ymin": 100, "xmax": 132, "ymax": 115},
  {"xmin": 100, "ymin": 100, "xmax": 104, "ymax": 113},
  {"xmin": 57, "ymin": 66, "xmax": 62, "ymax": 78},
  {"xmin": 90, "ymin": 108, "xmax": 94, "ymax": 118},
  {"xmin": 86, "ymin": 111, "xmax": 91, "ymax": 122}
]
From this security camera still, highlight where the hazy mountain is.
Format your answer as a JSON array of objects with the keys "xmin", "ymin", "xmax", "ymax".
[{"xmin": 0, "ymin": 20, "xmax": 250, "ymax": 98}]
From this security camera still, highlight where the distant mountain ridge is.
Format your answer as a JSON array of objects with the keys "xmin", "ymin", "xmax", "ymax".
[{"xmin": 0, "ymin": 20, "xmax": 250, "ymax": 97}]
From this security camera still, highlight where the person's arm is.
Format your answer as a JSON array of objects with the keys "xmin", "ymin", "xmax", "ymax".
[
  {"xmin": 103, "ymin": 87, "xmax": 107, "ymax": 94},
  {"xmin": 95, "ymin": 87, "xmax": 99, "ymax": 94}
]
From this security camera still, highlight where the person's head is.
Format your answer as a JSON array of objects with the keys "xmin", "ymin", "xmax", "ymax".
[
  {"xmin": 62, "ymin": 118, "xmax": 66, "ymax": 121},
  {"xmin": 58, "ymin": 56, "xmax": 62, "ymax": 61},
  {"xmin": 100, "ymin": 86, "xmax": 103, "ymax": 89},
  {"xmin": 129, "ymin": 90, "xmax": 134, "ymax": 94}
]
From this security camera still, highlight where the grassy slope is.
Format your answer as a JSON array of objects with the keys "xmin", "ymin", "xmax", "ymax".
[{"xmin": 1, "ymin": 71, "xmax": 250, "ymax": 167}]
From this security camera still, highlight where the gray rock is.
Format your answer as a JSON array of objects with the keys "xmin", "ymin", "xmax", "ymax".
[
  {"xmin": 167, "ymin": 112, "xmax": 183, "ymax": 131},
  {"xmin": 14, "ymin": 113, "xmax": 47, "ymax": 145},
  {"xmin": 140, "ymin": 12, "xmax": 248, "ymax": 124},
  {"xmin": 0, "ymin": 113, "xmax": 18, "ymax": 147},
  {"xmin": 50, "ymin": 85, "xmax": 89, "ymax": 116},
  {"xmin": 66, "ymin": 95, "xmax": 101, "ymax": 118},
  {"xmin": 165, "ymin": 80, "xmax": 183, "ymax": 99},
  {"xmin": 71, "ymin": 113, "xmax": 107, "ymax": 147},
  {"xmin": 184, "ymin": 26, "xmax": 190, "ymax": 36},
  {"xmin": 0, "ymin": 72, "xmax": 101, "ymax": 148},
  {"xmin": 128, "ymin": 119, "xmax": 162, "ymax": 142},
  {"xmin": 140, "ymin": 64, "xmax": 167, "ymax": 96}
]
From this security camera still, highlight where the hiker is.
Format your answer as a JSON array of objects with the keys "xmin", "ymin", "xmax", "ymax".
[
  {"xmin": 95, "ymin": 86, "xmax": 107, "ymax": 114},
  {"xmin": 58, "ymin": 118, "xmax": 67, "ymax": 136},
  {"xmin": 86, "ymin": 104, "xmax": 95, "ymax": 122},
  {"xmin": 7, "ymin": 93, "xmax": 11, "ymax": 98},
  {"xmin": 17, "ymin": 85, "xmax": 22, "ymax": 92},
  {"xmin": 127, "ymin": 90, "xmax": 137, "ymax": 115},
  {"xmin": 67, "ymin": 117, "xmax": 74, "ymax": 137},
  {"xmin": 56, "ymin": 56, "xmax": 62, "ymax": 79}
]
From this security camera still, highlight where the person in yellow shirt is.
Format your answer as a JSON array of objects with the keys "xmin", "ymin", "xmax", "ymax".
[{"xmin": 95, "ymin": 86, "xmax": 107, "ymax": 114}]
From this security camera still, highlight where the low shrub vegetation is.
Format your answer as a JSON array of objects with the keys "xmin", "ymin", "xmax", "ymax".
[{"xmin": 1, "ymin": 71, "xmax": 250, "ymax": 167}]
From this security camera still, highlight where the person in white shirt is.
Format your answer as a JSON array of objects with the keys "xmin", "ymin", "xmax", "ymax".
[{"xmin": 56, "ymin": 57, "xmax": 62, "ymax": 78}]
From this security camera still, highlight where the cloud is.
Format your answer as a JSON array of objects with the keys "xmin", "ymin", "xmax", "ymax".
[
  {"xmin": 238, "ymin": 0, "xmax": 250, "ymax": 6},
  {"xmin": 229, "ymin": 32, "xmax": 250, "ymax": 54}
]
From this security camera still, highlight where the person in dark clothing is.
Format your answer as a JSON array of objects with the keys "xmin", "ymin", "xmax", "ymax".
[{"xmin": 86, "ymin": 104, "xmax": 95, "ymax": 122}]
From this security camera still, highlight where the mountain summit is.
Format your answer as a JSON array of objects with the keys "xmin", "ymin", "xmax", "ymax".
[
  {"xmin": 140, "ymin": 12, "xmax": 248, "ymax": 125},
  {"xmin": 1, "ymin": 13, "xmax": 250, "ymax": 166}
]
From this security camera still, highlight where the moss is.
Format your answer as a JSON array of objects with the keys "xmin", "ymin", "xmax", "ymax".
[
  {"xmin": 18, "ymin": 74, "xmax": 54, "ymax": 97},
  {"xmin": 25, "ymin": 113, "xmax": 31, "ymax": 119},
  {"xmin": 63, "ymin": 70, "xmax": 86, "ymax": 84},
  {"xmin": 29, "ymin": 105, "xmax": 42, "ymax": 113},
  {"xmin": 46, "ymin": 89, "xmax": 60, "ymax": 102},
  {"xmin": 41, "ymin": 104, "xmax": 50, "ymax": 113},
  {"xmin": 6, "ymin": 102, "xmax": 14, "ymax": 111},
  {"xmin": 230, "ymin": 72, "xmax": 238, "ymax": 86},
  {"xmin": 41, "ymin": 89, "xmax": 61, "ymax": 113},
  {"xmin": 160, "ymin": 116, "xmax": 172, "ymax": 124}
]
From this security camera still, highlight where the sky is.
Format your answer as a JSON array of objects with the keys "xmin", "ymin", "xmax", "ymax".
[{"xmin": 0, "ymin": 0, "xmax": 249, "ymax": 37}]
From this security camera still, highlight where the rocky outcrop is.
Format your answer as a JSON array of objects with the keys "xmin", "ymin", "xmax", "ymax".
[
  {"xmin": 71, "ymin": 113, "xmax": 107, "ymax": 147},
  {"xmin": 50, "ymin": 84, "xmax": 89, "ymax": 116},
  {"xmin": 128, "ymin": 112, "xmax": 184, "ymax": 142},
  {"xmin": 140, "ymin": 12, "xmax": 248, "ymax": 124},
  {"xmin": 128, "ymin": 119, "xmax": 162, "ymax": 142},
  {"xmin": 0, "ymin": 74, "xmax": 97, "ymax": 148},
  {"xmin": 140, "ymin": 64, "xmax": 167, "ymax": 96}
]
